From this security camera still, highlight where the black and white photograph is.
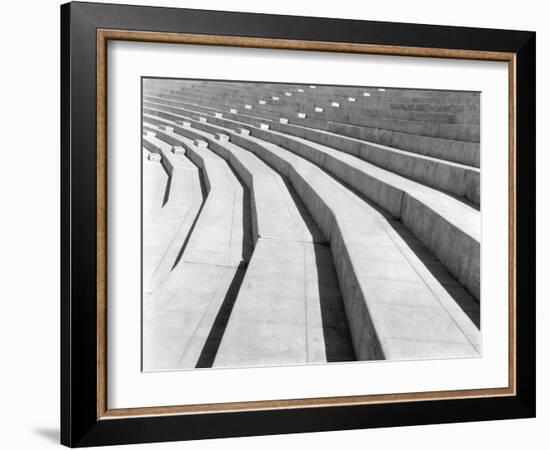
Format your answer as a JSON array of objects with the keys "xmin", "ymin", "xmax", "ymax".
[
  {"xmin": 0, "ymin": 0, "xmax": 543, "ymax": 446},
  {"xmin": 141, "ymin": 78, "xmax": 481, "ymax": 372}
]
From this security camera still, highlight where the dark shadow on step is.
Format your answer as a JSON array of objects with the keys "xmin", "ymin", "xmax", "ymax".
[
  {"xmin": 195, "ymin": 264, "xmax": 247, "ymax": 368},
  {"xmin": 226, "ymin": 159, "xmax": 255, "ymax": 263},
  {"xmin": 282, "ymin": 177, "xmax": 326, "ymax": 244},
  {"xmin": 387, "ymin": 220, "xmax": 480, "ymax": 328},
  {"xmin": 281, "ymin": 177, "xmax": 356, "ymax": 361},
  {"xmin": 279, "ymin": 176, "xmax": 355, "ymax": 361},
  {"xmin": 312, "ymin": 160, "xmax": 480, "ymax": 329},
  {"xmin": 144, "ymin": 118, "xmax": 255, "ymax": 267},
  {"xmin": 161, "ymin": 173, "xmax": 171, "ymax": 207},
  {"xmin": 195, "ymin": 155, "xmax": 254, "ymax": 368},
  {"xmin": 313, "ymin": 243, "xmax": 357, "ymax": 362},
  {"xmin": 170, "ymin": 153, "xmax": 209, "ymax": 271}
]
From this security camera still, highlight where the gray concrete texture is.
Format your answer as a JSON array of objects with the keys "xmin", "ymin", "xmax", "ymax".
[
  {"xmin": 143, "ymin": 106, "xmax": 481, "ymax": 300},
  {"xmin": 144, "ymin": 93, "xmax": 480, "ymax": 167},
  {"xmin": 141, "ymin": 79, "xmax": 481, "ymax": 371},
  {"xmin": 144, "ymin": 95, "xmax": 480, "ymax": 203},
  {"xmin": 148, "ymin": 90, "xmax": 479, "ymax": 142},
  {"xmin": 150, "ymin": 83, "xmax": 479, "ymax": 122},
  {"xmin": 148, "ymin": 87, "xmax": 480, "ymax": 142}
]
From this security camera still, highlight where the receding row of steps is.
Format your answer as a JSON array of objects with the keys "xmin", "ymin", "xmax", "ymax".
[
  {"xmin": 142, "ymin": 124, "xmax": 355, "ymax": 370},
  {"xmin": 143, "ymin": 104, "xmax": 480, "ymax": 301},
  {"xmin": 150, "ymin": 86, "xmax": 480, "ymax": 142},
  {"xmin": 142, "ymin": 80, "xmax": 481, "ymax": 371},
  {"xmin": 147, "ymin": 84, "xmax": 480, "ymax": 136},
  {"xmin": 145, "ymin": 89, "xmax": 480, "ymax": 169}
]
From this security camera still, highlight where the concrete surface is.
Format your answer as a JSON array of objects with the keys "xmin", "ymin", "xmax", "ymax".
[
  {"xmin": 143, "ymin": 115, "xmax": 356, "ymax": 367},
  {"xmin": 141, "ymin": 80, "xmax": 481, "ymax": 369},
  {"xmin": 141, "ymin": 134, "xmax": 203, "ymax": 293},
  {"xmin": 144, "ymin": 93, "xmax": 480, "ymax": 167},
  {"xmin": 146, "ymin": 97, "xmax": 480, "ymax": 204},
  {"xmin": 142, "ymin": 128, "xmax": 251, "ymax": 370},
  {"xmin": 144, "ymin": 105, "xmax": 481, "ymax": 300}
]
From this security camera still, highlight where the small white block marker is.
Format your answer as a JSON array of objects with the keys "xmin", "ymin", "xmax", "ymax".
[
  {"xmin": 259, "ymin": 100, "xmax": 266, "ymax": 105},
  {"xmin": 314, "ymin": 107, "xmax": 324, "ymax": 113},
  {"xmin": 215, "ymin": 134, "xmax": 230, "ymax": 142},
  {"xmin": 172, "ymin": 146, "xmax": 185, "ymax": 155},
  {"xmin": 240, "ymin": 128, "xmax": 250, "ymax": 136},
  {"xmin": 230, "ymin": 108, "xmax": 238, "ymax": 114},
  {"xmin": 179, "ymin": 121, "xmax": 191, "ymax": 128},
  {"xmin": 348, "ymin": 97, "xmax": 356, "ymax": 102},
  {"xmin": 148, "ymin": 153, "xmax": 161, "ymax": 162},
  {"xmin": 194, "ymin": 139, "xmax": 208, "ymax": 148},
  {"xmin": 363, "ymin": 92, "xmax": 371, "ymax": 97},
  {"xmin": 297, "ymin": 88, "xmax": 304, "ymax": 93},
  {"xmin": 309, "ymin": 85, "xmax": 316, "ymax": 89},
  {"xmin": 285, "ymin": 92, "xmax": 292, "ymax": 97},
  {"xmin": 144, "ymin": 131, "xmax": 156, "ymax": 137},
  {"xmin": 272, "ymin": 96, "xmax": 279, "ymax": 101},
  {"xmin": 245, "ymin": 104, "xmax": 252, "ymax": 109},
  {"xmin": 279, "ymin": 118, "xmax": 289, "ymax": 124},
  {"xmin": 199, "ymin": 117, "xmax": 207, "ymax": 123},
  {"xmin": 214, "ymin": 112, "xmax": 223, "ymax": 118},
  {"xmin": 259, "ymin": 123, "xmax": 270, "ymax": 130},
  {"xmin": 331, "ymin": 102, "xmax": 340, "ymax": 107},
  {"xmin": 297, "ymin": 112, "xmax": 306, "ymax": 119},
  {"xmin": 378, "ymin": 88, "xmax": 386, "ymax": 92}
]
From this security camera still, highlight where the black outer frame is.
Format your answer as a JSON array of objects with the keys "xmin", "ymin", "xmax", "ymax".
[{"xmin": 60, "ymin": 1, "xmax": 536, "ymax": 447}]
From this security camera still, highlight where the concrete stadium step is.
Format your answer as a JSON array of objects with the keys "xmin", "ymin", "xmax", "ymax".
[
  {"xmin": 143, "ymin": 128, "xmax": 198, "ymax": 177},
  {"xmin": 144, "ymin": 94, "xmax": 480, "ymax": 167},
  {"xmin": 195, "ymin": 86, "xmax": 480, "ymax": 140},
  {"xmin": 142, "ymin": 127, "xmax": 253, "ymax": 370},
  {"xmin": 143, "ymin": 106, "xmax": 481, "ymax": 301},
  {"xmin": 143, "ymin": 111, "xmax": 480, "ymax": 360},
  {"xmin": 142, "ymin": 151, "xmax": 168, "ymax": 223},
  {"xmin": 144, "ymin": 98, "xmax": 480, "ymax": 204},
  {"xmin": 144, "ymin": 94, "xmax": 480, "ymax": 169},
  {"xmin": 175, "ymin": 137, "xmax": 251, "ymax": 267},
  {"xmin": 161, "ymin": 82, "xmax": 479, "ymax": 105},
  {"xmin": 147, "ymin": 86, "xmax": 480, "ymax": 115},
  {"xmin": 147, "ymin": 87, "xmax": 480, "ymax": 122},
  {"xmin": 143, "ymin": 262, "xmax": 240, "ymax": 371},
  {"xmin": 388, "ymin": 101, "xmax": 479, "ymax": 113},
  {"xmin": 213, "ymin": 238, "xmax": 356, "ymax": 368},
  {"xmin": 145, "ymin": 121, "xmax": 252, "ymax": 266},
  {"xmin": 221, "ymin": 125, "xmax": 480, "ymax": 360},
  {"xmin": 272, "ymin": 85, "xmax": 479, "ymax": 103},
  {"xmin": 255, "ymin": 104, "xmax": 479, "ymax": 142},
  {"xmin": 253, "ymin": 100, "xmax": 479, "ymax": 125},
  {"xmin": 163, "ymin": 84, "xmax": 480, "ymax": 116},
  {"xmin": 209, "ymin": 109, "xmax": 479, "ymax": 204},
  {"xmin": 147, "ymin": 89, "xmax": 479, "ymax": 142},
  {"xmin": 144, "ymin": 118, "xmax": 356, "ymax": 366},
  {"xmin": 143, "ymin": 118, "xmax": 324, "ymax": 244},
  {"xmin": 141, "ymin": 134, "xmax": 203, "ymax": 293},
  {"xmin": 243, "ymin": 82, "xmax": 478, "ymax": 97},
  {"xmin": 229, "ymin": 118, "xmax": 480, "ymax": 300},
  {"xmin": 162, "ymin": 83, "xmax": 479, "ymax": 106},
  {"xmin": 263, "ymin": 121, "xmax": 479, "ymax": 205}
]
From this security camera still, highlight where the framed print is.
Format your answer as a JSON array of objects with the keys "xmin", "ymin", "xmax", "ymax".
[{"xmin": 60, "ymin": 1, "xmax": 536, "ymax": 447}]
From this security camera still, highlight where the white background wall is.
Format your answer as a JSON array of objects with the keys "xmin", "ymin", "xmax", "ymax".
[{"xmin": 0, "ymin": 0, "xmax": 546, "ymax": 448}]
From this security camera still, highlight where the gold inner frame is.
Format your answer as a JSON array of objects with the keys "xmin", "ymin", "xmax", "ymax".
[{"xmin": 96, "ymin": 28, "xmax": 517, "ymax": 420}]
